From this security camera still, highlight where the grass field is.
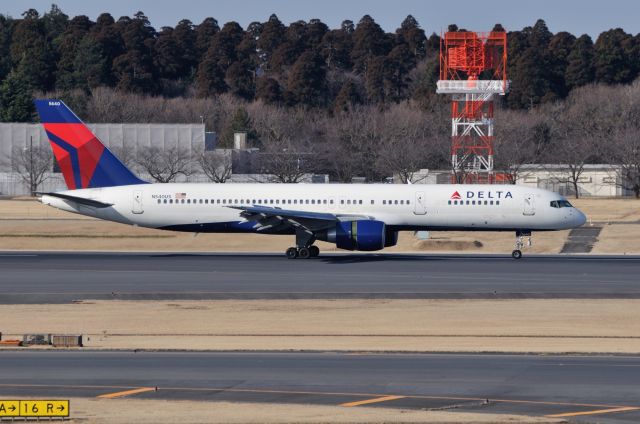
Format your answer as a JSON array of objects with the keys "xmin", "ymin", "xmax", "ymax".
[{"xmin": 1, "ymin": 197, "xmax": 639, "ymax": 253}]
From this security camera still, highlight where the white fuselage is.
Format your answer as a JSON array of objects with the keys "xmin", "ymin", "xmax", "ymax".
[{"xmin": 40, "ymin": 183, "xmax": 587, "ymax": 235}]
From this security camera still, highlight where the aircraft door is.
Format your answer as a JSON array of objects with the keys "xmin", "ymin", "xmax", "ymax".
[
  {"xmin": 414, "ymin": 191, "xmax": 427, "ymax": 215},
  {"xmin": 132, "ymin": 191, "xmax": 144, "ymax": 214},
  {"xmin": 523, "ymin": 194, "xmax": 535, "ymax": 216}
]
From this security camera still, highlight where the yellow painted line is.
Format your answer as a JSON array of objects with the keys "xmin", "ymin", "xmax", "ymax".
[
  {"xmin": 547, "ymin": 406, "xmax": 640, "ymax": 418},
  {"xmin": 97, "ymin": 387, "xmax": 155, "ymax": 399},
  {"xmin": 340, "ymin": 395, "xmax": 405, "ymax": 407}
]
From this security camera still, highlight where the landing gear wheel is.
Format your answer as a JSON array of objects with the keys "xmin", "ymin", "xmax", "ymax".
[
  {"xmin": 512, "ymin": 249, "xmax": 522, "ymax": 260},
  {"xmin": 308, "ymin": 246, "xmax": 320, "ymax": 257},
  {"xmin": 286, "ymin": 247, "xmax": 298, "ymax": 259},
  {"xmin": 298, "ymin": 247, "xmax": 311, "ymax": 259}
]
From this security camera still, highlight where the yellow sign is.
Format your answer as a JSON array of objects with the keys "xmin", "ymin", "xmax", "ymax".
[
  {"xmin": 0, "ymin": 400, "xmax": 20, "ymax": 417},
  {"xmin": 0, "ymin": 400, "xmax": 69, "ymax": 417}
]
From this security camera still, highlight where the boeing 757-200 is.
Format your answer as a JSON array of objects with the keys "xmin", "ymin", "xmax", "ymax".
[{"xmin": 35, "ymin": 100, "xmax": 586, "ymax": 259}]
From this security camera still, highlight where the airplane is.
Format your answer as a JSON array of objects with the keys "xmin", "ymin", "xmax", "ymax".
[{"xmin": 35, "ymin": 99, "xmax": 587, "ymax": 260}]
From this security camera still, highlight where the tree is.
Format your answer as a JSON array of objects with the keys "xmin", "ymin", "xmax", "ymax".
[
  {"xmin": 89, "ymin": 13, "xmax": 124, "ymax": 86},
  {"xmin": 565, "ymin": 35, "xmax": 595, "ymax": 90},
  {"xmin": 195, "ymin": 149, "xmax": 232, "ymax": 183},
  {"xmin": 256, "ymin": 77, "xmax": 282, "ymax": 104},
  {"xmin": 136, "ymin": 146, "xmax": 192, "ymax": 183},
  {"xmin": 333, "ymin": 80, "xmax": 361, "ymax": 113},
  {"xmin": 594, "ymin": 28, "xmax": 635, "ymax": 84},
  {"xmin": 0, "ymin": 70, "xmax": 34, "ymax": 122},
  {"xmin": 221, "ymin": 107, "xmax": 257, "ymax": 147},
  {"xmin": 10, "ymin": 9, "xmax": 56, "ymax": 91},
  {"xmin": 607, "ymin": 127, "xmax": 640, "ymax": 198},
  {"xmin": 351, "ymin": 15, "xmax": 390, "ymax": 73},
  {"xmin": 10, "ymin": 138, "xmax": 52, "ymax": 196},
  {"xmin": 320, "ymin": 20, "xmax": 353, "ymax": 70},
  {"xmin": 257, "ymin": 14, "xmax": 285, "ymax": 68},
  {"xmin": 259, "ymin": 137, "xmax": 316, "ymax": 183},
  {"xmin": 547, "ymin": 31, "xmax": 576, "ymax": 98},
  {"xmin": 285, "ymin": 51, "xmax": 327, "ymax": 107},
  {"xmin": 195, "ymin": 17, "xmax": 219, "ymax": 60},
  {"xmin": 112, "ymin": 12, "xmax": 157, "ymax": 93},
  {"xmin": 55, "ymin": 15, "xmax": 93, "ymax": 90},
  {"xmin": 395, "ymin": 15, "xmax": 426, "ymax": 59},
  {"xmin": 225, "ymin": 61, "xmax": 255, "ymax": 100}
]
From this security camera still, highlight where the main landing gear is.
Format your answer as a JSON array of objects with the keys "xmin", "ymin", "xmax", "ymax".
[
  {"xmin": 512, "ymin": 230, "xmax": 532, "ymax": 259},
  {"xmin": 286, "ymin": 245, "xmax": 320, "ymax": 259},
  {"xmin": 286, "ymin": 228, "xmax": 320, "ymax": 259}
]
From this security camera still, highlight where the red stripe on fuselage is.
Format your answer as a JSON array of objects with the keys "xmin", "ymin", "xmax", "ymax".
[{"xmin": 44, "ymin": 123, "xmax": 104, "ymax": 188}]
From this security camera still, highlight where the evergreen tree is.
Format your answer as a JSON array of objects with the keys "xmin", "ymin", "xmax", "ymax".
[
  {"xmin": 225, "ymin": 61, "xmax": 255, "ymax": 100},
  {"xmin": 351, "ymin": 15, "xmax": 390, "ymax": 73},
  {"xmin": 55, "ymin": 15, "xmax": 93, "ymax": 90},
  {"xmin": 112, "ymin": 12, "xmax": 157, "ymax": 93},
  {"xmin": 256, "ymin": 77, "xmax": 282, "ymax": 104},
  {"xmin": 0, "ymin": 15, "xmax": 14, "ymax": 82},
  {"xmin": 385, "ymin": 44, "xmax": 414, "ymax": 101},
  {"xmin": 0, "ymin": 70, "xmax": 34, "ymax": 122},
  {"xmin": 257, "ymin": 14, "xmax": 285, "ymax": 68},
  {"xmin": 10, "ymin": 9, "xmax": 56, "ymax": 91},
  {"xmin": 90, "ymin": 13, "xmax": 124, "ymax": 86},
  {"xmin": 195, "ymin": 17, "xmax": 219, "ymax": 60},
  {"xmin": 594, "ymin": 28, "xmax": 635, "ymax": 84},
  {"xmin": 396, "ymin": 15, "xmax": 426, "ymax": 59},
  {"xmin": 72, "ymin": 35, "xmax": 107, "ymax": 91},
  {"xmin": 333, "ymin": 80, "xmax": 361, "ymax": 113},
  {"xmin": 547, "ymin": 31, "xmax": 576, "ymax": 98},
  {"xmin": 364, "ymin": 56, "xmax": 389, "ymax": 104},
  {"xmin": 195, "ymin": 47, "xmax": 227, "ymax": 96},
  {"xmin": 154, "ymin": 27, "xmax": 181, "ymax": 79},
  {"xmin": 565, "ymin": 34, "xmax": 595, "ymax": 90},
  {"xmin": 221, "ymin": 107, "xmax": 257, "ymax": 147},
  {"xmin": 285, "ymin": 51, "xmax": 327, "ymax": 107},
  {"xmin": 173, "ymin": 19, "xmax": 197, "ymax": 76},
  {"xmin": 320, "ymin": 21, "xmax": 354, "ymax": 70}
]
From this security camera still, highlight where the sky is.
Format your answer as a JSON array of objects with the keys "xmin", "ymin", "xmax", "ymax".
[{"xmin": 1, "ymin": 0, "xmax": 639, "ymax": 38}]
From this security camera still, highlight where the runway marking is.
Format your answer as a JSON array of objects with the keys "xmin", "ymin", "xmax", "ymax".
[
  {"xmin": 340, "ymin": 395, "xmax": 405, "ymax": 407},
  {"xmin": 1, "ymin": 383, "xmax": 638, "ymax": 412},
  {"xmin": 97, "ymin": 387, "xmax": 156, "ymax": 399},
  {"xmin": 547, "ymin": 406, "xmax": 640, "ymax": 418}
]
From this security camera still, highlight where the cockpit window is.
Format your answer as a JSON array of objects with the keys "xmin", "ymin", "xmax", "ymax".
[{"xmin": 550, "ymin": 200, "xmax": 573, "ymax": 208}]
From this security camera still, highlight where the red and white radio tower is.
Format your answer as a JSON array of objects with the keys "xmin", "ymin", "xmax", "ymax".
[{"xmin": 437, "ymin": 31, "xmax": 509, "ymax": 184}]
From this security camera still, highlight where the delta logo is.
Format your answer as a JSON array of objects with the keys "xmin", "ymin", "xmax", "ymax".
[{"xmin": 451, "ymin": 190, "xmax": 513, "ymax": 200}]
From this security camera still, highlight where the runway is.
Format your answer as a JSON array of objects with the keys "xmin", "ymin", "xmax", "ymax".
[
  {"xmin": 0, "ymin": 252, "xmax": 639, "ymax": 303},
  {"xmin": 0, "ymin": 351, "xmax": 639, "ymax": 423}
]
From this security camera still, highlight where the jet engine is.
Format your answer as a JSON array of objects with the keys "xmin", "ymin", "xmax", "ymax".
[{"xmin": 317, "ymin": 220, "xmax": 396, "ymax": 251}]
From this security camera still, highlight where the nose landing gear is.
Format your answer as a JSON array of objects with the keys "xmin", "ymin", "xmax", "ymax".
[{"xmin": 512, "ymin": 230, "xmax": 532, "ymax": 259}]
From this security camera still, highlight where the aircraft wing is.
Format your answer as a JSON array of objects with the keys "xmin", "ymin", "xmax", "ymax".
[{"xmin": 228, "ymin": 205, "xmax": 372, "ymax": 233}]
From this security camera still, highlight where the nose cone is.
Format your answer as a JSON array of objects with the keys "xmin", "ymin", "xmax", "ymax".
[{"xmin": 573, "ymin": 209, "xmax": 587, "ymax": 227}]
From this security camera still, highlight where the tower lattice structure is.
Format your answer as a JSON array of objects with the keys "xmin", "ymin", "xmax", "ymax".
[{"xmin": 437, "ymin": 31, "xmax": 509, "ymax": 184}]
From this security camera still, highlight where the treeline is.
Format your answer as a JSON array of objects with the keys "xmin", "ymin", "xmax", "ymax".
[{"xmin": 0, "ymin": 5, "xmax": 640, "ymax": 120}]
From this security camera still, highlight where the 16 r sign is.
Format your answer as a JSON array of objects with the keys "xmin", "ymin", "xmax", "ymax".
[{"xmin": 0, "ymin": 400, "xmax": 69, "ymax": 417}]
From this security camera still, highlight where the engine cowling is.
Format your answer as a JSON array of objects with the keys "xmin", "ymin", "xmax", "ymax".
[{"xmin": 317, "ymin": 220, "xmax": 387, "ymax": 251}]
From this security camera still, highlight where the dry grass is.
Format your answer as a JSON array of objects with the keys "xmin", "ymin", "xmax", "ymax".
[
  {"xmin": 4, "ymin": 197, "xmax": 640, "ymax": 253},
  {"xmin": 0, "ymin": 397, "xmax": 558, "ymax": 424},
  {"xmin": 2, "ymin": 299, "xmax": 639, "ymax": 353}
]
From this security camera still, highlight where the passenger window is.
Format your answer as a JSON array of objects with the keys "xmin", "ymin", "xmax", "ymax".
[
  {"xmin": 489, "ymin": 200, "xmax": 493, "ymax": 205},
  {"xmin": 305, "ymin": 199, "xmax": 309, "ymax": 204},
  {"xmin": 371, "ymin": 200, "xmax": 375, "ymax": 205},
  {"xmin": 323, "ymin": 200, "xmax": 327, "ymax": 204},
  {"xmin": 448, "ymin": 200, "xmax": 452, "ymax": 205},
  {"xmin": 340, "ymin": 200, "xmax": 344, "ymax": 204},
  {"xmin": 294, "ymin": 199, "xmax": 297, "ymax": 204},
  {"xmin": 330, "ymin": 200, "xmax": 334, "ymax": 204},
  {"xmin": 466, "ymin": 200, "xmax": 470, "ymax": 205},
  {"xmin": 394, "ymin": 200, "xmax": 398, "ymax": 205},
  {"xmin": 496, "ymin": 201, "xmax": 500, "ymax": 205},
  {"xmin": 359, "ymin": 200, "xmax": 363, "ymax": 205},
  {"xmin": 383, "ymin": 200, "xmax": 386, "ymax": 205},
  {"xmin": 157, "ymin": 199, "xmax": 161, "ymax": 204},
  {"xmin": 472, "ymin": 200, "xmax": 476, "ymax": 205},
  {"xmin": 484, "ymin": 200, "xmax": 488, "ymax": 205},
  {"xmin": 169, "ymin": 199, "xmax": 173, "ymax": 204},
  {"xmin": 311, "ymin": 199, "xmax": 315, "ymax": 204},
  {"xmin": 406, "ymin": 200, "xmax": 410, "ymax": 205},
  {"xmin": 181, "ymin": 199, "xmax": 185, "ymax": 204}
]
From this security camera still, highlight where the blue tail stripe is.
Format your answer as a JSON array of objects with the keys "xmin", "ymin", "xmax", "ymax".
[{"xmin": 45, "ymin": 130, "xmax": 82, "ymax": 189}]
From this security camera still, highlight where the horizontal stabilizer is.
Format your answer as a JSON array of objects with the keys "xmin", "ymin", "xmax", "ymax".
[{"xmin": 37, "ymin": 192, "xmax": 113, "ymax": 208}]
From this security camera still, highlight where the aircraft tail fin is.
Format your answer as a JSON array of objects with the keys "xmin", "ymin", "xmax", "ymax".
[{"xmin": 34, "ymin": 99, "xmax": 146, "ymax": 190}]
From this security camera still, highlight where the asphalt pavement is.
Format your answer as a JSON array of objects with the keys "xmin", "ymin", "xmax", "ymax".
[
  {"xmin": 0, "ymin": 351, "xmax": 639, "ymax": 423},
  {"xmin": 0, "ymin": 252, "xmax": 639, "ymax": 303}
]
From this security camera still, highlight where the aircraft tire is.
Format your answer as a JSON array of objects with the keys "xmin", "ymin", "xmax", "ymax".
[
  {"xmin": 511, "ymin": 249, "xmax": 522, "ymax": 259},
  {"xmin": 298, "ymin": 247, "xmax": 311, "ymax": 259},
  {"xmin": 309, "ymin": 246, "xmax": 320, "ymax": 257},
  {"xmin": 286, "ymin": 247, "xmax": 298, "ymax": 259}
]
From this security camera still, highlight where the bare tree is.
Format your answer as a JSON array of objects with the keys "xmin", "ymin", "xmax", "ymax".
[
  {"xmin": 109, "ymin": 144, "xmax": 138, "ymax": 170},
  {"xmin": 136, "ymin": 146, "xmax": 193, "ymax": 183},
  {"xmin": 195, "ymin": 149, "xmax": 233, "ymax": 183},
  {"xmin": 259, "ymin": 137, "xmax": 316, "ymax": 183},
  {"xmin": 10, "ymin": 137, "xmax": 52, "ymax": 196},
  {"xmin": 607, "ymin": 127, "xmax": 640, "ymax": 197}
]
